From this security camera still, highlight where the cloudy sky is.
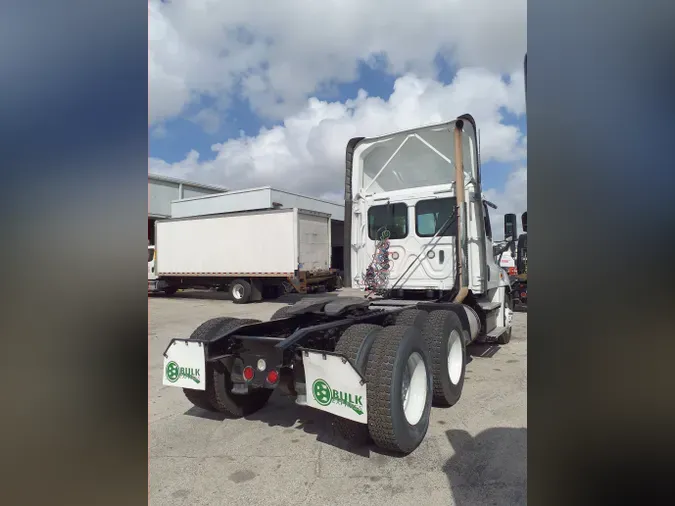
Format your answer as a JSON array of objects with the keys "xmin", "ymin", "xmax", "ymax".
[{"xmin": 149, "ymin": 0, "xmax": 527, "ymax": 239}]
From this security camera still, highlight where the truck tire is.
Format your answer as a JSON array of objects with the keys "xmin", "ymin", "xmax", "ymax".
[
  {"xmin": 230, "ymin": 279, "xmax": 252, "ymax": 304},
  {"xmin": 498, "ymin": 293, "xmax": 513, "ymax": 345},
  {"xmin": 205, "ymin": 318, "xmax": 273, "ymax": 417},
  {"xmin": 498, "ymin": 327, "xmax": 512, "ymax": 345},
  {"xmin": 270, "ymin": 305, "xmax": 293, "ymax": 320},
  {"xmin": 333, "ymin": 324, "xmax": 382, "ymax": 443},
  {"xmin": 164, "ymin": 286, "xmax": 178, "ymax": 296},
  {"xmin": 182, "ymin": 317, "xmax": 240, "ymax": 411},
  {"xmin": 395, "ymin": 308, "xmax": 428, "ymax": 329},
  {"xmin": 324, "ymin": 277, "xmax": 336, "ymax": 292},
  {"xmin": 420, "ymin": 310, "xmax": 466, "ymax": 407},
  {"xmin": 366, "ymin": 325, "xmax": 433, "ymax": 454}
]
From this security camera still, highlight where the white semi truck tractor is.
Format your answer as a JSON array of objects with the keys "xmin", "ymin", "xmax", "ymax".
[{"xmin": 162, "ymin": 115, "xmax": 514, "ymax": 455}]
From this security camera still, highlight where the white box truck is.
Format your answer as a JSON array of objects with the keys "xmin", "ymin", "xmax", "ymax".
[{"xmin": 148, "ymin": 208, "xmax": 340, "ymax": 303}]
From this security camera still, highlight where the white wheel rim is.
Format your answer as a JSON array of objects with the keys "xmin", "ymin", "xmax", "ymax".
[
  {"xmin": 401, "ymin": 352, "xmax": 428, "ymax": 425},
  {"xmin": 447, "ymin": 330, "xmax": 463, "ymax": 385},
  {"xmin": 233, "ymin": 284, "xmax": 243, "ymax": 299}
]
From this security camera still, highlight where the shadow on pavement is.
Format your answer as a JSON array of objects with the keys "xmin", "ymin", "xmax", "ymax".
[
  {"xmin": 444, "ymin": 427, "xmax": 527, "ymax": 506},
  {"xmin": 274, "ymin": 292, "xmax": 341, "ymax": 304},
  {"xmin": 150, "ymin": 289, "xmax": 342, "ymax": 304},
  {"xmin": 151, "ymin": 290, "xmax": 231, "ymax": 301},
  {"xmin": 467, "ymin": 343, "xmax": 502, "ymax": 359},
  {"xmin": 184, "ymin": 393, "xmax": 371, "ymax": 457}
]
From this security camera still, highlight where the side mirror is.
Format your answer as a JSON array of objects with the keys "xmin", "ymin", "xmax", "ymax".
[
  {"xmin": 521, "ymin": 212, "xmax": 528, "ymax": 233},
  {"xmin": 504, "ymin": 213, "xmax": 518, "ymax": 254},
  {"xmin": 504, "ymin": 213, "xmax": 518, "ymax": 239}
]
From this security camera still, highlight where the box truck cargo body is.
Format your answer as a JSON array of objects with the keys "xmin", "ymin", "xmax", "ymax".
[{"xmin": 148, "ymin": 208, "xmax": 339, "ymax": 303}]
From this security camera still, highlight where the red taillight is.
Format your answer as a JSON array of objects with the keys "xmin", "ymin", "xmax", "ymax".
[
  {"xmin": 243, "ymin": 366, "xmax": 254, "ymax": 381},
  {"xmin": 267, "ymin": 369, "xmax": 279, "ymax": 384}
]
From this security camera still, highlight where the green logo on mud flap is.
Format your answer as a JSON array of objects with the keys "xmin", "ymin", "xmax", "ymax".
[
  {"xmin": 165, "ymin": 361, "xmax": 201, "ymax": 384},
  {"xmin": 311, "ymin": 378, "xmax": 364, "ymax": 416}
]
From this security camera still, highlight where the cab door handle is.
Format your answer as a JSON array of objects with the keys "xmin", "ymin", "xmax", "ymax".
[{"xmin": 439, "ymin": 250, "xmax": 445, "ymax": 264}]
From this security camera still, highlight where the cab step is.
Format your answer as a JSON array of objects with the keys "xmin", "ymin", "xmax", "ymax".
[
  {"xmin": 477, "ymin": 300, "xmax": 501, "ymax": 311},
  {"xmin": 485, "ymin": 326, "xmax": 508, "ymax": 342}
]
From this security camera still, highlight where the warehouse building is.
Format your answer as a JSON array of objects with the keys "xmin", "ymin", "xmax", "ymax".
[
  {"xmin": 148, "ymin": 174, "xmax": 346, "ymax": 271},
  {"xmin": 148, "ymin": 174, "xmax": 227, "ymax": 244}
]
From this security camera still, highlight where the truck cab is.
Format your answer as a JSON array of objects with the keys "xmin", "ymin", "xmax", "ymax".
[
  {"xmin": 148, "ymin": 245, "xmax": 156, "ymax": 281},
  {"xmin": 346, "ymin": 116, "xmax": 508, "ymax": 303}
]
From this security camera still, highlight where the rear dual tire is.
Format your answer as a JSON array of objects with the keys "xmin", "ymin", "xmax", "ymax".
[
  {"xmin": 333, "ymin": 322, "xmax": 434, "ymax": 455},
  {"xmin": 395, "ymin": 308, "xmax": 428, "ymax": 329},
  {"xmin": 366, "ymin": 325, "xmax": 433, "ymax": 454},
  {"xmin": 183, "ymin": 317, "xmax": 272, "ymax": 416},
  {"xmin": 333, "ymin": 324, "xmax": 382, "ymax": 444},
  {"xmin": 421, "ymin": 311, "xmax": 467, "ymax": 407},
  {"xmin": 397, "ymin": 309, "xmax": 467, "ymax": 407},
  {"xmin": 270, "ymin": 305, "xmax": 293, "ymax": 320}
]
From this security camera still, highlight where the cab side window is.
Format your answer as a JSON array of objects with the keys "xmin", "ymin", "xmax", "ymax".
[
  {"xmin": 368, "ymin": 203, "xmax": 408, "ymax": 240},
  {"xmin": 415, "ymin": 197, "xmax": 458, "ymax": 237},
  {"xmin": 483, "ymin": 202, "xmax": 492, "ymax": 241}
]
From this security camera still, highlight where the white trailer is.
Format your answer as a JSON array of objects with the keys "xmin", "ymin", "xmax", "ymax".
[{"xmin": 148, "ymin": 208, "xmax": 339, "ymax": 303}]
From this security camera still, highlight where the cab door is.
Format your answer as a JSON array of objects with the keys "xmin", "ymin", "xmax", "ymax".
[
  {"xmin": 481, "ymin": 201, "xmax": 502, "ymax": 291},
  {"xmin": 359, "ymin": 195, "xmax": 458, "ymax": 291},
  {"xmin": 394, "ymin": 195, "xmax": 457, "ymax": 289},
  {"xmin": 148, "ymin": 246, "xmax": 157, "ymax": 280}
]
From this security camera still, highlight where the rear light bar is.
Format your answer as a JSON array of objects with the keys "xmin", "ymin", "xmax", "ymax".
[{"xmin": 242, "ymin": 362, "xmax": 279, "ymax": 385}]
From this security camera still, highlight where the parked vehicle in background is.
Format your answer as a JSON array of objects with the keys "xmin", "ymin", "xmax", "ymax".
[
  {"xmin": 500, "ymin": 213, "xmax": 527, "ymax": 309},
  {"xmin": 513, "ymin": 212, "xmax": 527, "ymax": 308},
  {"xmin": 148, "ymin": 207, "xmax": 340, "ymax": 303},
  {"xmin": 495, "ymin": 245, "xmax": 518, "ymax": 277}
]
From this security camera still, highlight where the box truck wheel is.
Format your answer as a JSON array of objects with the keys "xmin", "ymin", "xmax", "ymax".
[
  {"xmin": 420, "ymin": 310, "xmax": 467, "ymax": 407},
  {"xmin": 332, "ymin": 323, "xmax": 382, "ymax": 444},
  {"xmin": 181, "ymin": 317, "xmax": 242, "ymax": 411},
  {"xmin": 230, "ymin": 279, "xmax": 252, "ymax": 304},
  {"xmin": 206, "ymin": 318, "xmax": 274, "ymax": 416},
  {"xmin": 366, "ymin": 325, "xmax": 433, "ymax": 455}
]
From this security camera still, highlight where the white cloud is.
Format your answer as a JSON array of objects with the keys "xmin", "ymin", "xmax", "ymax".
[
  {"xmin": 149, "ymin": 0, "xmax": 527, "ymax": 124},
  {"xmin": 190, "ymin": 108, "xmax": 221, "ymax": 134},
  {"xmin": 149, "ymin": 69, "xmax": 526, "ymax": 213},
  {"xmin": 150, "ymin": 124, "xmax": 168, "ymax": 139}
]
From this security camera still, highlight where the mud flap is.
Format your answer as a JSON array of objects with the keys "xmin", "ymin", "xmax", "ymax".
[
  {"xmin": 302, "ymin": 350, "xmax": 368, "ymax": 424},
  {"xmin": 162, "ymin": 339, "xmax": 206, "ymax": 391}
]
